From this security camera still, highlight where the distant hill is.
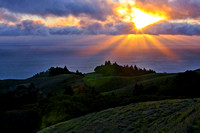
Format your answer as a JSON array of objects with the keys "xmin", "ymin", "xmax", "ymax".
[
  {"xmin": 38, "ymin": 98, "xmax": 200, "ymax": 133},
  {"xmin": 0, "ymin": 74, "xmax": 83, "ymax": 94},
  {"xmin": 0, "ymin": 66, "xmax": 84, "ymax": 94}
]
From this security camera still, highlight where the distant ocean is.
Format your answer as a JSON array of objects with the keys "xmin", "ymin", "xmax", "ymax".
[{"xmin": 1, "ymin": 35, "xmax": 200, "ymax": 79}]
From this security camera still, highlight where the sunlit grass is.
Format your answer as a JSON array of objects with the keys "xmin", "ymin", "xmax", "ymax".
[{"xmin": 39, "ymin": 98, "xmax": 200, "ymax": 133}]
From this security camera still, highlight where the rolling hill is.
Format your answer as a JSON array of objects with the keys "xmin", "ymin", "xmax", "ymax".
[
  {"xmin": 0, "ymin": 74, "xmax": 83, "ymax": 94},
  {"xmin": 38, "ymin": 98, "xmax": 200, "ymax": 133}
]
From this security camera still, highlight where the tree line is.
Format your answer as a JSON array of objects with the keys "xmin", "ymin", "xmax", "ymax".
[{"xmin": 95, "ymin": 61, "xmax": 155, "ymax": 76}]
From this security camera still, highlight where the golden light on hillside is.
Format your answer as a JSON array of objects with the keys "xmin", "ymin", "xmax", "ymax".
[{"xmin": 116, "ymin": 2, "xmax": 166, "ymax": 29}]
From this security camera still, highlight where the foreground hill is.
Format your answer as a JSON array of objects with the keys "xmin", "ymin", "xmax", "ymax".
[{"xmin": 38, "ymin": 98, "xmax": 200, "ymax": 133}]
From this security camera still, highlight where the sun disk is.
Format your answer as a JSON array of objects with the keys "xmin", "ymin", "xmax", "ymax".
[{"xmin": 132, "ymin": 8, "xmax": 165, "ymax": 29}]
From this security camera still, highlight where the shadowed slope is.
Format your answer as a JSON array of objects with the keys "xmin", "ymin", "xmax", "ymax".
[{"xmin": 38, "ymin": 98, "xmax": 200, "ymax": 133}]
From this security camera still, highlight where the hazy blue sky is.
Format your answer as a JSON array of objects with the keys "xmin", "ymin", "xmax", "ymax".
[{"xmin": 1, "ymin": 35, "xmax": 200, "ymax": 79}]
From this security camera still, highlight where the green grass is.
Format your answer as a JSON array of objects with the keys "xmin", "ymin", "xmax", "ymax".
[
  {"xmin": 1, "ymin": 72, "xmax": 175, "ymax": 95},
  {"xmin": 0, "ymin": 72, "xmax": 176, "ymax": 98},
  {"xmin": 38, "ymin": 98, "xmax": 200, "ymax": 133},
  {"xmin": 102, "ymin": 74, "xmax": 176, "ymax": 96},
  {"xmin": 84, "ymin": 73, "xmax": 176, "ymax": 93}
]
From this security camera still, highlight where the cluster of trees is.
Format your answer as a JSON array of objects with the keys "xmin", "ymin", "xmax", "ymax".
[
  {"xmin": 95, "ymin": 61, "xmax": 155, "ymax": 76},
  {"xmin": 133, "ymin": 71, "xmax": 200, "ymax": 97},
  {"xmin": 33, "ymin": 66, "xmax": 84, "ymax": 77},
  {"xmin": 49, "ymin": 66, "xmax": 84, "ymax": 77},
  {"xmin": 171, "ymin": 71, "xmax": 200, "ymax": 96},
  {"xmin": 49, "ymin": 66, "xmax": 71, "ymax": 76}
]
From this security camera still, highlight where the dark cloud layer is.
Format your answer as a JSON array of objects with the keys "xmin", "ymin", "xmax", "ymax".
[
  {"xmin": 144, "ymin": 21, "xmax": 200, "ymax": 35},
  {"xmin": 0, "ymin": 20, "xmax": 200, "ymax": 36},
  {"xmin": 0, "ymin": 0, "xmax": 114, "ymax": 21},
  {"xmin": 0, "ymin": 20, "xmax": 49, "ymax": 36},
  {"xmin": 0, "ymin": 20, "xmax": 135, "ymax": 36},
  {"xmin": 1, "ymin": 0, "xmax": 200, "ymax": 20},
  {"xmin": 50, "ymin": 26, "xmax": 83, "ymax": 35}
]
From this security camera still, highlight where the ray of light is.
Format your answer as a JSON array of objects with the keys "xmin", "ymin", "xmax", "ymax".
[
  {"xmin": 144, "ymin": 35, "xmax": 178, "ymax": 60},
  {"xmin": 108, "ymin": 35, "xmax": 134, "ymax": 59},
  {"xmin": 105, "ymin": 34, "xmax": 178, "ymax": 61},
  {"xmin": 75, "ymin": 35, "xmax": 126, "ymax": 57}
]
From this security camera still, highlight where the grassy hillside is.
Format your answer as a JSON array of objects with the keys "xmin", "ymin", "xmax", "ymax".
[
  {"xmin": 0, "ymin": 74, "xmax": 83, "ymax": 94},
  {"xmin": 84, "ymin": 72, "xmax": 176, "ymax": 94},
  {"xmin": 0, "ymin": 71, "xmax": 176, "ymax": 96},
  {"xmin": 38, "ymin": 98, "xmax": 200, "ymax": 133}
]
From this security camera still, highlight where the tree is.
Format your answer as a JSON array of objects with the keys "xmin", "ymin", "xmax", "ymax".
[
  {"xmin": 105, "ymin": 60, "xmax": 111, "ymax": 66},
  {"xmin": 64, "ymin": 66, "xmax": 70, "ymax": 73}
]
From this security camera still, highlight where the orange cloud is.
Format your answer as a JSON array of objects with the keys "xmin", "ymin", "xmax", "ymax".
[{"xmin": 45, "ymin": 16, "xmax": 80, "ymax": 28}]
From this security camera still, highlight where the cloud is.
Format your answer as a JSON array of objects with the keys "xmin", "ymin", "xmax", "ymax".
[
  {"xmin": 0, "ymin": 8, "xmax": 19, "ymax": 22},
  {"xmin": 0, "ymin": 19, "xmax": 200, "ymax": 36},
  {"xmin": 50, "ymin": 21, "xmax": 136, "ymax": 35},
  {"xmin": 143, "ymin": 21, "xmax": 200, "ymax": 35},
  {"xmin": 0, "ymin": 20, "xmax": 49, "ymax": 36},
  {"xmin": 134, "ymin": 0, "xmax": 200, "ymax": 19},
  {"xmin": 0, "ymin": 20, "xmax": 135, "ymax": 36},
  {"xmin": 0, "ymin": 0, "xmax": 114, "ymax": 21},
  {"xmin": 82, "ymin": 22, "xmax": 104, "ymax": 34},
  {"xmin": 50, "ymin": 26, "xmax": 83, "ymax": 35},
  {"xmin": 169, "ymin": 0, "xmax": 200, "ymax": 19}
]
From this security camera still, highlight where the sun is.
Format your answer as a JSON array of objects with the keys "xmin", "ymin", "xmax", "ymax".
[
  {"xmin": 117, "ymin": 6, "xmax": 166, "ymax": 29},
  {"xmin": 131, "ymin": 8, "xmax": 165, "ymax": 29}
]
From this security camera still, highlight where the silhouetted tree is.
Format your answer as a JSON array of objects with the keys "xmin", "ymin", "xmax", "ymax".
[
  {"xmin": 48, "ymin": 66, "xmax": 84, "ymax": 76},
  {"xmin": 76, "ymin": 70, "xmax": 84, "ymax": 76},
  {"xmin": 95, "ymin": 61, "xmax": 155, "ymax": 76},
  {"xmin": 105, "ymin": 61, "xmax": 111, "ymax": 66}
]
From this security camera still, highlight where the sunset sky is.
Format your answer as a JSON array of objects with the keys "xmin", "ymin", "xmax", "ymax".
[
  {"xmin": 0, "ymin": 0, "xmax": 200, "ymax": 35},
  {"xmin": 1, "ymin": 0, "xmax": 200, "ymax": 79}
]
